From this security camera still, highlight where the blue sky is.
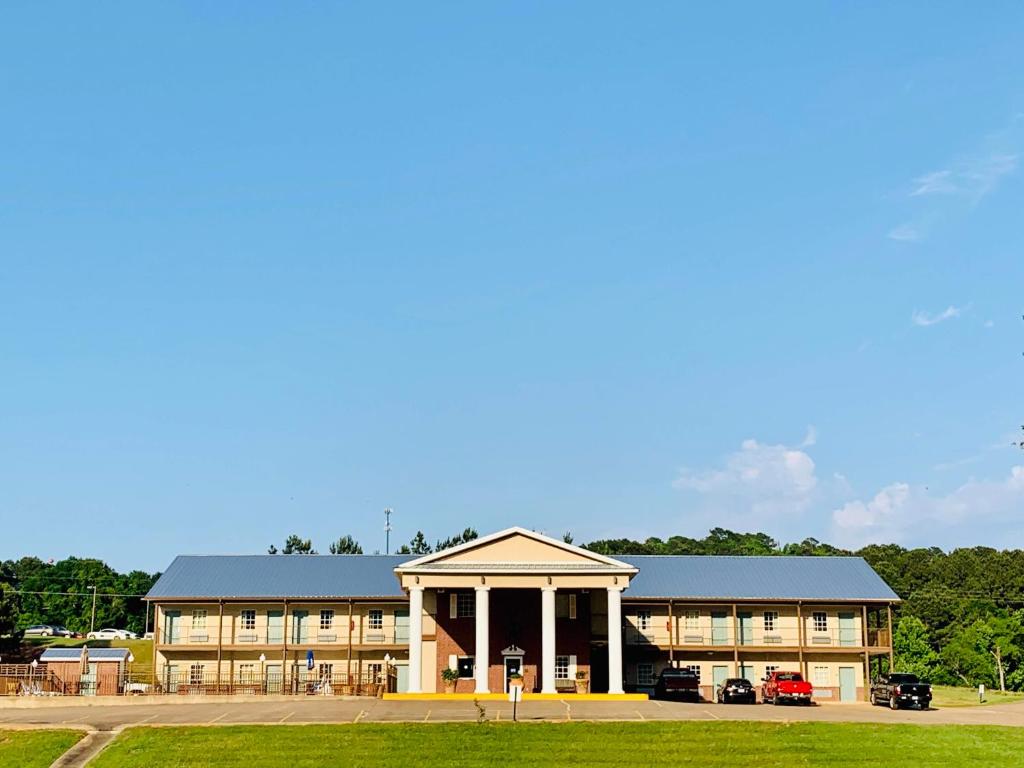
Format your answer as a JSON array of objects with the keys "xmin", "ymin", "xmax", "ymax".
[{"xmin": 2, "ymin": 4, "xmax": 1023, "ymax": 571}]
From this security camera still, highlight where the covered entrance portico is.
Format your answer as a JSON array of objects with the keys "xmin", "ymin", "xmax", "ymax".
[{"xmin": 393, "ymin": 527, "xmax": 637, "ymax": 696}]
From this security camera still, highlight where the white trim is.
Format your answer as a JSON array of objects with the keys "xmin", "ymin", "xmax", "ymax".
[{"xmin": 395, "ymin": 527, "xmax": 636, "ymax": 571}]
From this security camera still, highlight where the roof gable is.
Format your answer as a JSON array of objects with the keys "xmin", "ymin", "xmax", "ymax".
[{"xmin": 396, "ymin": 527, "xmax": 635, "ymax": 571}]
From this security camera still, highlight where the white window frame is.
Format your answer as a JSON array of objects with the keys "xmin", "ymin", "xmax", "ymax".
[
  {"xmin": 367, "ymin": 609, "xmax": 383, "ymax": 630},
  {"xmin": 191, "ymin": 609, "xmax": 207, "ymax": 629},
  {"xmin": 318, "ymin": 663, "xmax": 334, "ymax": 679},
  {"xmin": 237, "ymin": 663, "xmax": 255, "ymax": 680},
  {"xmin": 240, "ymin": 609, "xmax": 256, "ymax": 631},
  {"xmin": 637, "ymin": 663, "xmax": 655, "ymax": 686},
  {"xmin": 763, "ymin": 611, "xmax": 779, "ymax": 632},
  {"xmin": 765, "ymin": 664, "xmax": 779, "ymax": 677},
  {"xmin": 320, "ymin": 610, "xmax": 334, "ymax": 631},
  {"xmin": 365, "ymin": 662, "xmax": 383, "ymax": 683},
  {"xmin": 683, "ymin": 610, "xmax": 700, "ymax": 631},
  {"xmin": 454, "ymin": 592, "xmax": 475, "ymax": 619},
  {"xmin": 554, "ymin": 655, "xmax": 570, "ymax": 680},
  {"xmin": 189, "ymin": 663, "xmax": 204, "ymax": 685},
  {"xmin": 636, "ymin": 610, "xmax": 652, "ymax": 632},
  {"xmin": 812, "ymin": 611, "xmax": 828, "ymax": 633},
  {"xmin": 684, "ymin": 664, "xmax": 701, "ymax": 682},
  {"xmin": 813, "ymin": 666, "xmax": 830, "ymax": 686}
]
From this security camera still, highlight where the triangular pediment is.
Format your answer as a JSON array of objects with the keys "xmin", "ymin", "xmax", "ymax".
[{"xmin": 396, "ymin": 527, "xmax": 635, "ymax": 572}]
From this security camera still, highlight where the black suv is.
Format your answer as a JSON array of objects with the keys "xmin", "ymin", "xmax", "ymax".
[{"xmin": 871, "ymin": 673, "xmax": 932, "ymax": 710}]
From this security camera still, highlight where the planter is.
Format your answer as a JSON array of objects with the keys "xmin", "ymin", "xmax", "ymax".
[
  {"xmin": 574, "ymin": 679, "xmax": 590, "ymax": 694},
  {"xmin": 443, "ymin": 681, "xmax": 457, "ymax": 694}
]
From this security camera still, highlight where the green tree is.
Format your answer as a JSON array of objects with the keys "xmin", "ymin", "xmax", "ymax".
[
  {"xmin": 269, "ymin": 535, "xmax": 317, "ymax": 555},
  {"xmin": 892, "ymin": 616, "xmax": 939, "ymax": 680},
  {"xmin": 0, "ymin": 561, "xmax": 21, "ymax": 651},
  {"xmin": 435, "ymin": 528, "xmax": 478, "ymax": 552},
  {"xmin": 405, "ymin": 531, "xmax": 431, "ymax": 555},
  {"xmin": 328, "ymin": 535, "xmax": 363, "ymax": 555}
]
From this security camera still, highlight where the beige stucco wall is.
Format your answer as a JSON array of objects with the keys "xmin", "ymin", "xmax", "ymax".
[{"xmin": 441, "ymin": 535, "xmax": 600, "ymax": 564}]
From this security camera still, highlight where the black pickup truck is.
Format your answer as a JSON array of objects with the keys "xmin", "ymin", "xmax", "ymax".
[{"xmin": 871, "ymin": 673, "xmax": 932, "ymax": 710}]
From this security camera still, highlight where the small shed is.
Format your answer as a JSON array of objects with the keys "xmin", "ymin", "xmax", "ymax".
[{"xmin": 39, "ymin": 647, "xmax": 130, "ymax": 696}]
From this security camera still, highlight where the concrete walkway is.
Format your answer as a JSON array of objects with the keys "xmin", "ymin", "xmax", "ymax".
[
  {"xmin": 49, "ymin": 729, "xmax": 119, "ymax": 768},
  {"xmin": 2, "ymin": 697, "xmax": 1023, "ymax": 730}
]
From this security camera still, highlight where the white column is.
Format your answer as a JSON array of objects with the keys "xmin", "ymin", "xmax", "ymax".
[
  {"xmin": 408, "ymin": 587, "xmax": 424, "ymax": 693},
  {"xmin": 475, "ymin": 586, "xmax": 490, "ymax": 694},
  {"xmin": 607, "ymin": 586, "xmax": 624, "ymax": 694},
  {"xmin": 541, "ymin": 586, "xmax": 557, "ymax": 694}
]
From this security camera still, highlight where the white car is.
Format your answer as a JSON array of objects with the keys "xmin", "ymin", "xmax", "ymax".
[{"xmin": 86, "ymin": 628, "xmax": 137, "ymax": 640}]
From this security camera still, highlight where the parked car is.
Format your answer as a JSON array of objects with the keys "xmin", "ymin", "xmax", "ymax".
[
  {"xmin": 716, "ymin": 677, "xmax": 756, "ymax": 704},
  {"xmin": 871, "ymin": 673, "xmax": 932, "ymax": 710},
  {"xmin": 50, "ymin": 625, "xmax": 74, "ymax": 638},
  {"xmin": 653, "ymin": 668, "xmax": 701, "ymax": 701},
  {"xmin": 86, "ymin": 628, "xmax": 137, "ymax": 640},
  {"xmin": 762, "ymin": 671, "xmax": 813, "ymax": 705},
  {"xmin": 23, "ymin": 624, "xmax": 57, "ymax": 637}
]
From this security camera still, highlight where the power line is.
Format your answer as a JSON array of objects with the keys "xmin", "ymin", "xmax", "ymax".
[{"xmin": 6, "ymin": 589, "xmax": 149, "ymax": 598}]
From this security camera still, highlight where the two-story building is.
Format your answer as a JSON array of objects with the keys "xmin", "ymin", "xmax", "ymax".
[{"xmin": 147, "ymin": 527, "xmax": 898, "ymax": 701}]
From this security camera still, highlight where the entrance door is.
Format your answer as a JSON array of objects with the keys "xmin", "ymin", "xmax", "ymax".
[
  {"xmin": 590, "ymin": 646, "xmax": 608, "ymax": 693},
  {"xmin": 739, "ymin": 664, "xmax": 755, "ymax": 682},
  {"xmin": 839, "ymin": 666, "xmax": 856, "ymax": 702},
  {"xmin": 396, "ymin": 664, "xmax": 410, "ymax": 693},
  {"xmin": 394, "ymin": 610, "xmax": 409, "ymax": 644},
  {"xmin": 838, "ymin": 613, "xmax": 857, "ymax": 646},
  {"xmin": 265, "ymin": 663, "xmax": 283, "ymax": 694},
  {"xmin": 737, "ymin": 613, "xmax": 753, "ymax": 645},
  {"xmin": 163, "ymin": 611, "xmax": 180, "ymax": 644},
  {"xmin": 291, "ymin": 611, "xmax": 308, "ymax": 644},
  {"xmin": 503, "ymin": 656, "xmax": 523, "ymax": 693},
  {"xmin": 267, "ymin": 611, "xmax": 283, "ymax": 644},
  {"xmin": 711, "ymin": 612, "xmax": 729, "ymax": 645},
  {"xmin": 712, "ymin": 665, "xmax": 729, "ymax": 696}
]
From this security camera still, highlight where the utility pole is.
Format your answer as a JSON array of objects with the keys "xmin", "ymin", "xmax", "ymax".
[
  {"xmin": 88, "ymin": 585, "xmax": 98, "ymax": 634},
  {"xmin": 384, "ymin": 508, "xmax": 393, "ymax": 555}
]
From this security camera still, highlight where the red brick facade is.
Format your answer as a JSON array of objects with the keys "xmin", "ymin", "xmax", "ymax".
[{"xmin": 434, "ymin": 588, "xmax": 594, "ymax": 693}]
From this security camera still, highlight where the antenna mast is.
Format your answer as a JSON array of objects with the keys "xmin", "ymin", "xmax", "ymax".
[{"xmin": 384, "ymin": 507, "xmax": 393, "ymax": 554}]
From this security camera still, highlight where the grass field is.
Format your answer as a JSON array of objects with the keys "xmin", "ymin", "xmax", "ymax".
[
  {"xmin": 89, "ymin": 722, "xmax": 1024, "ymax": 767},
  {"xmin": 932, "ymin": 685, "xmax": 1024, "ymax": 708},
  {"xmin": 0, "ymin": 730, "xmax": 82, "ymax": 768}
]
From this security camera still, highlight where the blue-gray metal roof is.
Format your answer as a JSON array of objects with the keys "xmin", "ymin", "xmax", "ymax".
[
  {"xmin": 39, "ymin": 647, "xmax": 130, "ymax": 661},
  {"xmin": 618, "ymin": 555, "xmax": 899, "ymax": 601},
  {"xmin": 146, "ymin": 555, "xmax": 408, "ymax": 600},
  {"xmin": 147, "ymin": 553, "xmax": 898, "ymax": 602}
]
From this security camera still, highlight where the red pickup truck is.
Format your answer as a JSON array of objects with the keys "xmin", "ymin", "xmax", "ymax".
[{"xmin": 762, "ymin": 671, "xmax": 813, "ymax": 705}]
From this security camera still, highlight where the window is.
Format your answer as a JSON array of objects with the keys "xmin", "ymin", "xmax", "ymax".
[
  {"xmin": 456, "ymin": 592, "xmax": 475, "ymax": 618},
  {"xmin": 765, "ymin": 665, "xmax": 779, "ymax": 677},
  {"xmin": 636, "ymin": 610, "xmax": 652, "ymax": 631},
  {"xmin": 237, "ymin": 663, "xmax": 255, "ymax": 680},
  {"xmin": 456, "ymin": 657, "xmax": 475, "ymax": 678},
  {"xmin": 637, "ymin": 663, "xmax": 655, "ymax": 686},
  {"xmin": 189, "ymin": 663, "xmax": 204, "ymax": 685},
  {"xmin": 813, "ymin": 666, "xmax": 830, "ymax": 686},
  {"xmin": 240, "ymin": 610, "xmax": 256, "ymax": 631},
  {"xmin": 366, "ymin": 663, "xmax": 383, "ymax": 683},
  {"xmin": 813, "ymin": 612, "xmax": 828, "ymax": 633},
  {"xmin": 367, "ymin": 609, "xmax": 383, "ymax": 630},
  {"xmin": 555, "ymin": 593, "xmax": 578, "ymax": 619},
  {"xmin": 318, "ymin": 663, "xmax": 334, "ymax": 679},
  {"xmin": 683, "ymin": 610, "xmax": 700, "ymax": 630},
  {"xmin": 763, "ymin": 611, "xmax": 779, "ymax": 632},
  {"xmin": 320, "ymin": 610, "xmax": 334, "ymax": 631},
  {"xmin": 555, "ymin": 655, "xmax": 570, "ymax": 680},
  {"xmin": 191, "ymin": 609, "xmax": 207, "ymax": 629},
  {"xmin": 684, "ymin": 665, "xmax": 701, "ymax": 682}
]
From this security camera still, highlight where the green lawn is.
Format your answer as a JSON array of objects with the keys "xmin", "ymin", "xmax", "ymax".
[
  {"xmin": 90, "ymin": 722, "xmax": 1024, "ymax": 767},
  {"xmin": 0, "ymin": 730, "xmax": 82, "ymax": 768},
  {"xmin": 932, "ymin": 685, "xmax": 1024, "ymax": 708}
]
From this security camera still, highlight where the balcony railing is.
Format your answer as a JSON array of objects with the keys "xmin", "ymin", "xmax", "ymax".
[{"xmin": 626, "ymin": 628, "xmax": 877, "ymax": 648}]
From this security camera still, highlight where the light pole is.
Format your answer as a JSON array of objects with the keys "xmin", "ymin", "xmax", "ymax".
[
  {"xmin": 88, "ymin": 585, "xmax": 98, "ymax": 635},
  {"xmin": 384, "ymin": 508, "xmax": 392, "ymax": 554},
  {"xmin": 259, "ymin": 653, "xmax": 266, "ymax": 695},
  {"xmin": 384, "ymin": 653, "xmax": 392, "ymax": 692}
]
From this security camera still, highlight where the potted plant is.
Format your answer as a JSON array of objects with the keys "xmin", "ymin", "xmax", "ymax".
[
  {"xmin": 508, "ymin": 672, "xmax": 524, "ymax": 694},
  {"xmin": 574, "ymin": 670, "xmax": 589, "ymax": 694},
  {"xmin": 441, "ymin": 667, "xmax": 459, "ymax": 694}
]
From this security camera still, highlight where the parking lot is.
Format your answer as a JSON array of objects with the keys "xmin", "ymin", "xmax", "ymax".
[{"xmin": 2, "ymin": 696, "xmax": 1023, "ymax": 731}]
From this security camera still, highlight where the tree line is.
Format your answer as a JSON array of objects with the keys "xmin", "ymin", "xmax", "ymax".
[{"xmin": 5, "ymin": 526, "xmax": 1024, "ymax": 690}]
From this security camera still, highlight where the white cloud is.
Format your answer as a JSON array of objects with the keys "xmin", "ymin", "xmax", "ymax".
[
  {"xmin": 911, "ymin": 305, "xmax": 964, "ymax": 327},
  {"xmin": 800, "ymin": 425, "xmax": 818, "ymax": 448},
  {"xmin": 887, "ymin": 223, "xmax": 923, "ymax": 242},
  {"xmin": 831, "ymin": 466, "xmax": 1024, "ymax": 548},
  {"xmin": 673, "ymin": 437, "xmax": 819, "ymax": 527},
  {"xmin": 909, "ymin": 153, "xmax": 1018, "ymax": 201}
]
